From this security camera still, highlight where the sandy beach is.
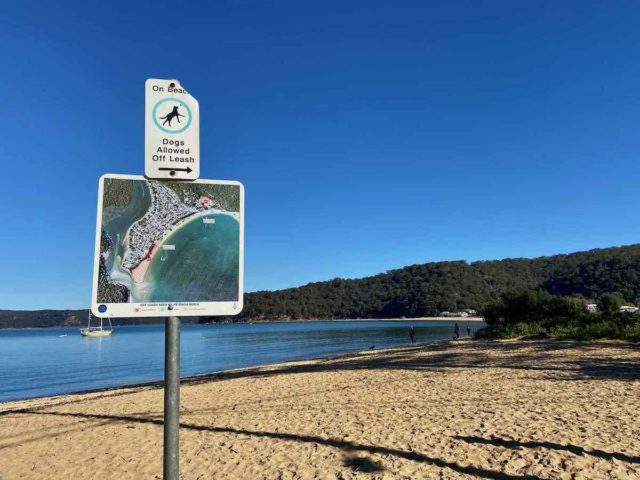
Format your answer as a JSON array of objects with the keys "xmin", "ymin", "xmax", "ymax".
[{"xmin": 1, "ymin": 339, "xmax": 639, "ymax": 479}]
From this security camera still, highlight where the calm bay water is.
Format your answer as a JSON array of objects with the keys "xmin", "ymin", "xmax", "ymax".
[
  {"xmin": 0, "ymin": 320, "xmax": 483, "ymax": 402},
  {"xmin": 146, "ymin": 213, "xmax": 239, "ymax": 302}
]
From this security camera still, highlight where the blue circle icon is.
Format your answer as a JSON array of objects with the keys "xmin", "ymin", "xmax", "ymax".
[
  {"xmin": 98, "ymin": 304, "xmax": 107, "ymax": 313},
  {"xmin": 152, "ymin": 98, "xmax": 192, "ymax": 134}
]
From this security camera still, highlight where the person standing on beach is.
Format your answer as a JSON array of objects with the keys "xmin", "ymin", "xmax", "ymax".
[
  {"xmin": 466, "ymin": 326, "xmax": 471, "ymax": 337},
  {"xmin": 454, "ymin": 323, "xmax": 460, "ymax": 339},
  {"xmin": 409, "ymin": 326, "xmax": 416, "ymax": 344}
]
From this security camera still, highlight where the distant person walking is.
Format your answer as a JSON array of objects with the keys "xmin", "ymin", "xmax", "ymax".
[
  {"xmin": 467, "ymin": 326, "xmax": 471, "ymax": 337},
  {"xmin": 454, "ymin": 323, "xmax": 460, "ymax": 339},
  {"xmin": 409, "ymin": 326, "xmax": 416, "ymax": 344}
]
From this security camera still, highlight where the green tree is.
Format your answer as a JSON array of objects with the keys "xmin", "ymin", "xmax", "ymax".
[{"xmin": 597, "ymin": 292, "xmax": 625, "ymax": 313}]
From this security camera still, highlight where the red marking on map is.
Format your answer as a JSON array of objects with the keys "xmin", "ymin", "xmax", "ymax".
[{"xmin": 131, "ymin": 243, "xmax": 157, "ymax": 284}]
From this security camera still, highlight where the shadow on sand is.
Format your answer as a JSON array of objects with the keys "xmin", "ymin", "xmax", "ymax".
[
  {"xmin": 2, "ymin": 339, "xmax": 639, "ymax": 479},
  {"xmin": 455, "ymin": 435, "xmax": 640, "ymax": 464},
  {"xmin": 175, "ymin": 339, "xmax": 640, "ymax": 384},
  {"xmin": 9, "ymin": 409, "xmax": 543, "ymax": 480}
]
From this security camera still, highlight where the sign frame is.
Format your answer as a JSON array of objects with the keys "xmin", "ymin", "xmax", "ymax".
[{"xmin": 91, "ymin": 173, "xmax": 244, "ymax": 318}]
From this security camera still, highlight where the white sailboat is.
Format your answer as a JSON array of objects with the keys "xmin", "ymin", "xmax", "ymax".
[{"xmin": 80, "ymin": 312, "xmax": 113, "ymax": 337}]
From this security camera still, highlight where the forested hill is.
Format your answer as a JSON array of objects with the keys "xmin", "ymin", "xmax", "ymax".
[
  {"xmin": 2, "ymin": 244, "xmax": 639, "ymax": 328},
  {"xmin": 237, "ymin": 244, "xmax": 640, "ymax": 321}
]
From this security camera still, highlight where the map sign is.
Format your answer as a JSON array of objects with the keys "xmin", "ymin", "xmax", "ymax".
[
  {"xmin": 145, "ymin": 78, "xmax": 200, "ymax": 180},
  {"xmin": 91, "ymin": 174, "xmax": 243, "ymax": 318}
]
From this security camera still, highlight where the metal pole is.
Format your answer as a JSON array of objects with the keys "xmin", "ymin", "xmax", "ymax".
[{"xmin": 163, "ymin": 315, "xmax": 180, "ymax": 480}]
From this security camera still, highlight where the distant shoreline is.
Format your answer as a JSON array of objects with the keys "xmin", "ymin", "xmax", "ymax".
[
  {"xmin": 0, "ymin": 316, "xmax": 485, "ymax": 331},
  {"xmin": 243, "ymin": 316, "xmax": 485, "ymax": 324}
]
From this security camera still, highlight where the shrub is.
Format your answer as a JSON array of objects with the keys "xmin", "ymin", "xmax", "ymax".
[
  {"xmin": 623, "ymin": 323, "xmax": 640, "ymax": 341},
  {"xmin": 481, "ymin": 290, "xmax": 640, "ymax": 341},
  {"xmin": 597, "ymin": 292, "xmax": 626, "ymax": 313}
]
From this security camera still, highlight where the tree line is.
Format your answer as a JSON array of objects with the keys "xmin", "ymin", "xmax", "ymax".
[
  {"xmin": 3, "ymin": 243, "xmax": 640, "ymax": 328},
  {"xmin": 226, "ymin": 244, "xmax": 640, "ymax": 322}
]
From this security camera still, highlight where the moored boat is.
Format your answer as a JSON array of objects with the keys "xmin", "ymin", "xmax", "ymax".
[{"xmin": 80, "ymin": 313, "xmax": 113, "ymax": 337}]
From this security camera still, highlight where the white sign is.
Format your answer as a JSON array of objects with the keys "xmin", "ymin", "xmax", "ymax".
[
  {"xmin": 91, "ymin": 174, "xmax": 244, "ymax": 318},
  {"xmin": 145, "ymin": 79, "xmax": 200, "ymax": 180}
]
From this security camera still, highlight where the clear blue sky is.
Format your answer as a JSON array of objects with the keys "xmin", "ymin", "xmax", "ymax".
[{"xmin": 1, "ymin": 1, "xmax": 639, "ymax": 310}]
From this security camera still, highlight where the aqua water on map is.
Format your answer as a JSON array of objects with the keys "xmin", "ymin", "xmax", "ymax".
[{"xmin": 97, "ymin": 178, "xmax": 240, "ymax": 303}]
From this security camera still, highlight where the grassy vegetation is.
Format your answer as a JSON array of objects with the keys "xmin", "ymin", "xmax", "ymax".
[
  {"xmin": 103, "ymin": 178, "xmax": 133, "ymax": 208},
  {"xmin": 479, "ymin": 289, "xmax": 640, "ymax": 341}
]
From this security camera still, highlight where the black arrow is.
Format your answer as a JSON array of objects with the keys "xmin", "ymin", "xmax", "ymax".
[{"xmin": 159, "ymin": 167, "xmax": 193, "ymax": 173}]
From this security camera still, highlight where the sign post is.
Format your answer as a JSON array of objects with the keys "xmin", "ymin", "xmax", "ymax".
[
  {"xmin": 163, "ymin": 314, "xmax": 180, "ymax": 480},
  {"xmin": 92, "ymin": 78, "xmax": 243, "ymax": 480}
]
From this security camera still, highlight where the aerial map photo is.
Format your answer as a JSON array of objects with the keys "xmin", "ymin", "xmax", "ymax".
[{"xmin": 95, "ymin": 176, "xmax": 241, "ymax": 306}]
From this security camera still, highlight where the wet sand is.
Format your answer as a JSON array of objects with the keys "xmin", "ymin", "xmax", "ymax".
[{"xmin": 1, "ymin": 339, "xmax": 639, "ymax": 479}]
